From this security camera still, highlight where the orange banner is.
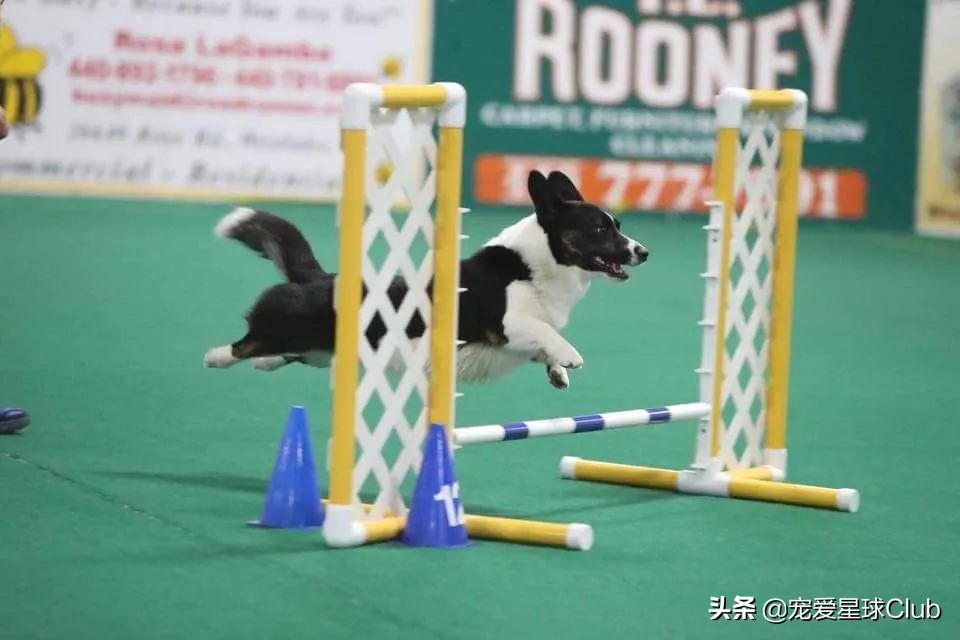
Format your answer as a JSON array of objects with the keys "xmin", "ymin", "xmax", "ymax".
[{"xmin": 476, "ymin": 154, "xmax": 866, "ymax": 219}]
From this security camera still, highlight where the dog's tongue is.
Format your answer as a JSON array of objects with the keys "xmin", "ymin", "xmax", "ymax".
[
  {"xmin": 609, "ymin": 263, "xmax": 628, "ymax": 280},
  {"xmin": 594, "ymin": 256, "xmax": 629, "ymax": 280}
]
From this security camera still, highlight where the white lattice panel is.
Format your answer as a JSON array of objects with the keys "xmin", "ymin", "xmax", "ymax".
[
  {"xmin": 718, "ymin": 111, "xmax": 779, "ymax": 470},
  {"xmin": 353, "ymin": 107, "xmax": 438, "ymax": 518}
]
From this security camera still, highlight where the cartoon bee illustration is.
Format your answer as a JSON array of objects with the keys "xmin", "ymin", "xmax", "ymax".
[{"xmin": 0, "ymin": 24, "xmax": 46, "ymax": 127}]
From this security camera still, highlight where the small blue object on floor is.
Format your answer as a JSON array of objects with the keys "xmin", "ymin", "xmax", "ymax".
[
  {"xmin": 248, "ymin": 405, "xmax": 324, "ymax": 529},
  {"xmin": 0, "ymin": 407, "xmax": 30, "ymax": 435}
]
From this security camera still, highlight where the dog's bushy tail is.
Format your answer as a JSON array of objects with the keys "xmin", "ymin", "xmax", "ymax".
[{"xmin": 214, "ymin": 208, "xmax": 326, "ymax": 283}]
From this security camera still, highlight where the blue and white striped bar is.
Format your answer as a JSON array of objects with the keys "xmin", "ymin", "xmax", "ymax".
[{"xmin": 453, "ymin": 402, "xmax": 710, "ymax": 446}]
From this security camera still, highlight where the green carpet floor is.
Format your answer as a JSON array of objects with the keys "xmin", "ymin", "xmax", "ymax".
[{"xmin": 1, "ymin": 194, "xmax": 958, "ymax": 639}]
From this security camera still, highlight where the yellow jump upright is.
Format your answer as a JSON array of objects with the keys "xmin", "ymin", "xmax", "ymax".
[
  {"xmin": 322, "ymin": 83, "xmax": 593, "ymax": 550},
  {"xmin": 561, "ymin": 88, "xmax": 860, "ymax": 514},
  {"xmin": 323, "ymin": 82, "xmax": 470, "ymax": 547}
]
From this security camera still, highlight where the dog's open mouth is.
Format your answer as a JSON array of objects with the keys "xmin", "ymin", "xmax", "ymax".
[{"xmin": 592, "ymin": 256, "xmax": 629, "ymax": 281}]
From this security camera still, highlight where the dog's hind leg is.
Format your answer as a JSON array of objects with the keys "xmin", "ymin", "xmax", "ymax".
[
  {"xmin": 204, "ymin": 333, "xmax": 273, "ymax": 369},
  {"xmin": 251, "ymin": 355, "xmax": 293, "ymax": 371},
  {"xmin": 251, "ymin": 354, "xmax": 329, "ymax": 371},
  {"xmin": 204, "ymin": 345, "xmax": 240, "ymax": 368},
  {"xmin": 300, "ymin": 351, "xmax": 332, "ymax": 368},
  {"xmin": 251, "ymin": 351, "xmax": 332, "ymax": 371}
]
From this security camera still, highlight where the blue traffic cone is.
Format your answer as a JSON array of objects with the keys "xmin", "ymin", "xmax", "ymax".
[
  {"xmin": 401, "ymin": 423, "xmax": 469, "ymax": 548},
  {"xmin": 248, "ymin": 405, "xmax": 324, "ymax": 529}
]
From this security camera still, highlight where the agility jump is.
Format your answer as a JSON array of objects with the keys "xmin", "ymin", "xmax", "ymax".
[
  {"xmin": 320, "ymin": 82, "xmax": 593, "ymax": 551},
  {"xmin": 320, "ymin": 83, "xmax": 858, "ymax": 554},
  {"xmin": 454, "ymin": 89, "xmax": 859, "ymax": 514}
]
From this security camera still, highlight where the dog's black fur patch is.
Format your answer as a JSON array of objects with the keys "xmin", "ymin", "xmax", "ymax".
[
  {"xmin": 221, "ymin": 214, "xmax": 532, "ymax": 357},
  {"xmin": 458, "ymin": 245, "xmax": 532, "ymax": 345}
]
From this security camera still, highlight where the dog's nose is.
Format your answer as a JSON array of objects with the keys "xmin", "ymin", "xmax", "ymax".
[{"xmin": 634, "ymin": 245, "xmax": 649, "ymax": 263}]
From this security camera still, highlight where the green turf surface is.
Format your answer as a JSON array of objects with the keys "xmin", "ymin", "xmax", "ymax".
[{"xmin": 1, "ymin": 194, "xmax": 958, "ymax": 639}]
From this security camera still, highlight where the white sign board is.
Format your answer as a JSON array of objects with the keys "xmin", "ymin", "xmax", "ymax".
[{"xmin": 0, "ymin": 0, "xmax": 431, "ymax": 201}]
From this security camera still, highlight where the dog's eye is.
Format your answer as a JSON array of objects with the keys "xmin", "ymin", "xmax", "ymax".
[{"xmin": 595, "ymin": 225, "xmax": 606, "ymax": 234}]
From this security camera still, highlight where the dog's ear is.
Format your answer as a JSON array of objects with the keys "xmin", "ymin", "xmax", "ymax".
[
  {"xmin": 547, "ymin": 171, "xmax": 583, "ymax": 202},
  {"xmin": 528, "ymin": 170, "xmax": 563, "ymax": 225}
]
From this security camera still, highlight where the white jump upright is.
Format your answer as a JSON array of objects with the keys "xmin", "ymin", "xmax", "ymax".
[{"xmin": 557, "ymin": 88, "xmax": 860, "ymax": 513}]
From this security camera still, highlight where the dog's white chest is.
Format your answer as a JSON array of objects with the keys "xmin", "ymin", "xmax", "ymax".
[
  {"xmin": 534, "ymin": 272, "xmax": 591, "ymax": 328},
  {"xmin": 505, "ymin": 272, "xmax": 590, "ymax": 331}
]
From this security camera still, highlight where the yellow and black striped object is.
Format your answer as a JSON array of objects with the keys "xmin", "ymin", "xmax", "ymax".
[{"xmin": 0, "ymin": 25, "xmax": 46, "ymax": 126}]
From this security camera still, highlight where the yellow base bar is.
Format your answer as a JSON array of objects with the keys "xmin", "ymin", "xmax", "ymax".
[
  {"xmin": 321, "ymin": 499, "xmax": 394, "ymax": 517},
  {"xmin": 465, "ymin": 514, "xmax": 592, "ymax": 551},
  {"xmin": 361, "ymin": 516, "xmax": 405, "ymax": 543},
  {"xmin": 563, "ymin": 458, "xmax": 681, "ymax": 490},
  {"xmin": 561, "ymin": 458, "xmax": 859, "ymax": 513},
  {"xmin": 727, "ymin": 466, "xmax": 778, "ymax": 481},
  {"xmin": 322, "ymin": 501, "xmax": 593, "ymax": 550},
  {"xmin": 726, "ymin": 477, "xmax": 856, "ymax": 511}
]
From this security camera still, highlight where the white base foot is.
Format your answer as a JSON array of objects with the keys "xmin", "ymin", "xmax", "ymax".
[
  {"xmin": 763, "ymin": 448, "xmax": 788, "ymax": 477},
  {"xmin": 836, "ymin": 488, "xmax": 860, "ymax": 513},
  {"xmin": 565, "ymin": 523, "xmax": 594, "ymax": 551},
  {"xmin": 322, "ymin": 504, "xmax": 366, "ymax": 548}
]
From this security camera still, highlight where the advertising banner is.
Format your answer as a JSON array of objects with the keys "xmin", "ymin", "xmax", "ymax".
[
  {"xmin": 433, "ymin": 0, "xmax": 925, "ymax": 228},
  {"xmin": 0, "ymin": 0, "xmax": 430, "ymax": 201},
  {"xmin": 916, "ymin": 0, "xmax": 960, "ymax": 238}
]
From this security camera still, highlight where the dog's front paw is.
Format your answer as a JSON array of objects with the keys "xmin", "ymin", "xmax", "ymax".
[
  {"xmin": 547, "ymin": 364, "xmax": 569, "ymax": 389},
  {"xmin": 552, "ymin": 343, "xmax": 583, "ymax": 369}
]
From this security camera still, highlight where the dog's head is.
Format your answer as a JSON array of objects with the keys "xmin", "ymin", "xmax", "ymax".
[{"xmin": 528, "ymin": 170, "xmax": 648, "ymax": 281}]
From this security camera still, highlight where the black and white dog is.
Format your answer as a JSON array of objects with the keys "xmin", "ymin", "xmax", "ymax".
[{"xmin": 204, "ymin": 170, "xmax": 648, "ymax": 389}]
